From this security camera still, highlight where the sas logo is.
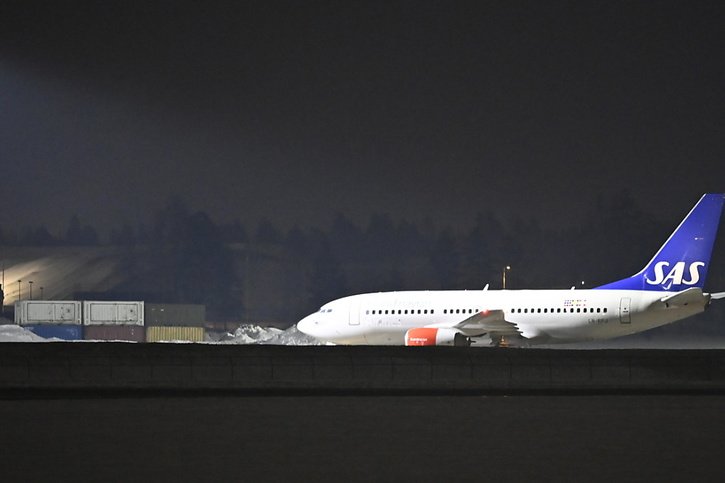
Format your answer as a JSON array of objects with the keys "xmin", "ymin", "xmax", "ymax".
[{"xmin": 646, "ymin": 261, "xmax": 705, "ymax": 287}]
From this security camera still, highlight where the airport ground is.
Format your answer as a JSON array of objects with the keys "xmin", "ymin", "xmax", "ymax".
[
  {"xmin": 2, "ymin": 343, "xmax": 725, "ymax": 482},
  {"xmin": 1, "ymin": 393, "xmax": 724, "ymax": 482}
]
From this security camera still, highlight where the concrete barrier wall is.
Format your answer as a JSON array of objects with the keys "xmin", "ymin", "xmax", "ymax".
[{"xmin": 1, "ymin": 343, "xmax": 725, "ymax": 393}]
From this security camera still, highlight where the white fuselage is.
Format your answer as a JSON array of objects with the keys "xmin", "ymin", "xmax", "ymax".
[{"xmin": 297, "ymin": 289, "xmax": 707, "ymax": 345}]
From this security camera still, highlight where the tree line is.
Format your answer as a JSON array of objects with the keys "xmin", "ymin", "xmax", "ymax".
[{"xmin": 4, "ymin": 190, "xmax": 724, "ymax": 327}]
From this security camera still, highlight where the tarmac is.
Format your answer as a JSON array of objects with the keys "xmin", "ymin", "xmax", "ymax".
[
  {"xmin": 2, "ymin": 343, "xmax": 725, "ymax": 394},
  {"xmin": 2, "ymin": 344, "xmax": 725, "ymax": 481}
]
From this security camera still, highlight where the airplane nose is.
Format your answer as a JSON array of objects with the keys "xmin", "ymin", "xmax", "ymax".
[{"xmin": 296, "ymin": 315, "xmax": 317, "ymax": 336}]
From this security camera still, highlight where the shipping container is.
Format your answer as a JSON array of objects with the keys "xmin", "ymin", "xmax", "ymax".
[
  {"xmin": 25, "ymin": 324, "xmax": 83, "ymax": 340},
  {"xmin": 83, "ymin": 301, "xmax": 144, "ymax": 326},
  {"xmin": 146, "ymin": 326, "xmax": 205, "ymax": 342},
  {"xmin": 145, "ymin": 304, "xmax": 206, "ymax": 327},
  {"xmin": 84, "ymin": 325, "xmax": 145, "ymax": 342},
  {"xmin": 14, "ymin": 301, "xmax": 82, "ymax": 325}
]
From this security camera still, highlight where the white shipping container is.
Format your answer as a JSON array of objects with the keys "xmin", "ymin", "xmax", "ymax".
[
  {"xmin": 83, "ymin": 301, "xmax": 144, "ymax": 326},
  {"xmin": 14, "ymin": 301, "xmax": 83, "ymax": 325}
]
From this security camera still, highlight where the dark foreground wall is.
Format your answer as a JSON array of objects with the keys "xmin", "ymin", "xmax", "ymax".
[{"xmin": 2, "ymin": 343, "xmax": 725, "ymax": 393}]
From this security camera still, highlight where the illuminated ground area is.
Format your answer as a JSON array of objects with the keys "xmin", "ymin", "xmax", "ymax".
[
  {"xmin": 0, "ymin": 247, "xmax": 123, "ymax": 302},
  {"xmin": 0, "ymin": 394, "xmax": 723, "ymax": 482}
]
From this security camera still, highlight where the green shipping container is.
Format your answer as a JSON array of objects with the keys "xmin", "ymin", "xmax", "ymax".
[{"xmin": 145, "ymin": 304, "xmax": 206, "ymax": 327}]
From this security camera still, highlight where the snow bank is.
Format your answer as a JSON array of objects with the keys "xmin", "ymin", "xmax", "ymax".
[
  {"xmin": 223, "ymin": 324, "xmax": 322, "ymax": 345},
  {"xmin": 0, "ymin": 324, "xmax": 49, "ymax": 342}
]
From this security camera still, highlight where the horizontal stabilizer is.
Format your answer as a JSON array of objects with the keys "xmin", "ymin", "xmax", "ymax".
[
  {"xmin": 660, "ymin": 287, "xmax": 706, "ymax": 307},
  {"xmin": 710, "ymin": 292, "xmax": 725, "ymax": 300}
]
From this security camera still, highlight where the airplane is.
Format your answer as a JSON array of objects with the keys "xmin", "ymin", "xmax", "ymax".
[{"xmin": 297, "ymin": 193, "xmax": 725, "ymax": 346}]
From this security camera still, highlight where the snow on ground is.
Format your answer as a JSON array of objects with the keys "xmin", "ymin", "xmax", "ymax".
[
  {"xmin": 0, "ymin": 322, "xmax": 321, "ymax": 344},
  {"xmin": 221, "ymin": 324, "xmax": 322, "ymax": 345},
  {"xmin": 0, "ymin": 324, "xmax": 49, "ymax": 342}
]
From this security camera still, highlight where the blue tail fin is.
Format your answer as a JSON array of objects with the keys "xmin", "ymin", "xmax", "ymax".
[{"xmin": 596, "ymin": 193, "xmax": 725, "ymax": 292}]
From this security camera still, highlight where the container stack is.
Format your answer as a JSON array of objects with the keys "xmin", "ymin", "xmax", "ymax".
[
  {"xmin": 14, "ymin": 301, "xmax": 83, "ymax": 340},
  {"xmin": 145, "ymin": 303, "xmax": 205, "ymax": 342},
  {"xmin": 83, "ymin": 301, "xmax": 145, "ymax": 342}
]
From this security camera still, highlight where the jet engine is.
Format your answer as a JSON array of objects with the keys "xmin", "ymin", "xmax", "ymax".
[{"xmin": 404, "ymin": 328, "xmax": 471, "ymax": 346}]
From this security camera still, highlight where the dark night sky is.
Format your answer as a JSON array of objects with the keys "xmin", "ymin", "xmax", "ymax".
[{"xmin": 1, "ymin": 1, "xmax": 724, "ymax": 235}]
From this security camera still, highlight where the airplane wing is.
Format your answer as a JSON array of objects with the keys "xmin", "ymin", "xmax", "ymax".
[
  {"xmin": 425, "ymin": 309, "xmax": 521, "ymax": 337},
  {"xmin": 660, "ymin": 287, "xmax": 707, "ymax": 307}
]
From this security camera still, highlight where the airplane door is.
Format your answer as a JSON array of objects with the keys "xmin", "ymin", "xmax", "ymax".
[
  {"xmin": 619, "ymin": 297, "xmax": 631, "ymax": 324},
  {"xmin": 349, "ymin": 299, "xmax": 360, "ymax": 325}
]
